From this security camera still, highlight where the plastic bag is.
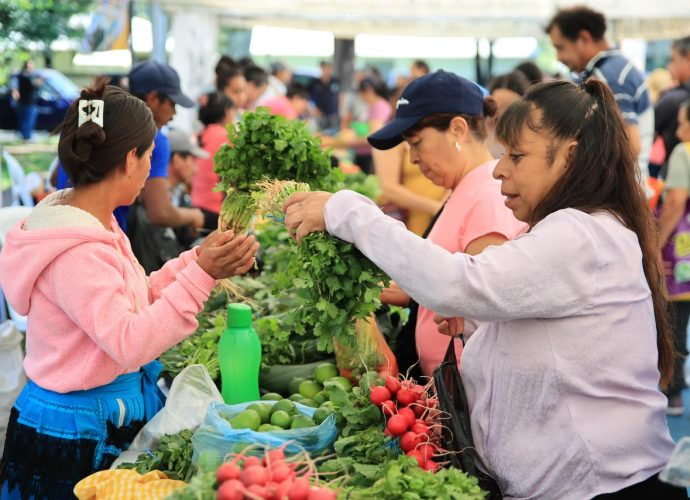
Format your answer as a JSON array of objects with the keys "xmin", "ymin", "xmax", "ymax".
[
  {"xmin": 433, "ymin": 338, "xmax": 502, "ymax": 499},
  {"xmin": 192, "ymin": 400, "xmax": 337, "ymax": 461},
  {"xmin": 660, "ymin": 436, "xmax": 690, "ymax": 487},
  {"xmin": 334, "ymin": 314, "xmax": 398, "ymax": 382},
  {"xmin": 0, "ymin": 320, "xmax": 26, "ymax": 453},
  {"xmin": 111, "ymin": 364, "xmax": 223, "ymax": 468}
]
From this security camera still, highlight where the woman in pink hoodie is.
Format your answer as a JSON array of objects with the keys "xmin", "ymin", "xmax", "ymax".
[{"xmin": 0, "ymin": 81, "xmax": 258, "ymax": 499}]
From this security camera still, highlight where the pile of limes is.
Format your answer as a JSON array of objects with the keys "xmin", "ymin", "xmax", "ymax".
[{"xmin": 222, "ymin": 363, "xmax": 350, "ymax": 433}]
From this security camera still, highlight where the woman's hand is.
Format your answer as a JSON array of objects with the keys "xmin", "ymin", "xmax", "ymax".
[
  {"xmin": 433, "ymin": 314, "xmax": 464, "ymax": 337},
  {"xmin": 196, "ymin": 230, "xmax": 259, "ymax": 279},
  {"xmin": 283, "ymin": 191, "xmax": 333, "ymax": 242},
  {"xmin": 381, "ymin": 281, "xmax": 410, "ymax": 307}
]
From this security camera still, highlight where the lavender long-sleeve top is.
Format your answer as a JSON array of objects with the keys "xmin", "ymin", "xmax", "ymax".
[{"xmin": 324, "ymin": 190, "xmax": 675, "ymax": 499}]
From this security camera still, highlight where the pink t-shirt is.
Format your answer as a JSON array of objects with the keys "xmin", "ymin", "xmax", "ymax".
[
  {"xmin": 263, "ymin": 95, "xmax": 297, "ymax": 120},
  {"xmin": 192, "ymin": 124, "xmax": 227, "ymax": 214},
  {"xmin": 416, "ymin": 160, "xmax": 527, "ymax": 377},
  {"xmin": 355, "ymin": 98, "xmax": 392, "ymax": 155}
]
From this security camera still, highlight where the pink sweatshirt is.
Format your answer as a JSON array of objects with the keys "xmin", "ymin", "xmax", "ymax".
[{"xmin": 0, "ymin": 190, "xmax": 217, "ymax": 393}]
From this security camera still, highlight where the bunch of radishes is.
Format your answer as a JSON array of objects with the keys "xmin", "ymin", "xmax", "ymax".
[
  {"xmin": 369, "ymin": 376, "xmax": 444, "ymax": 473},
  {"xmin": 216, "ymin": 445, "xmax": 337, "ymax": 500}
]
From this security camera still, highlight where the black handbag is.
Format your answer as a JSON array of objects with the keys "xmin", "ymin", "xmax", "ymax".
[{"xmin": 433, "ymin": 337, "xmax": 503, "ymax": 499}]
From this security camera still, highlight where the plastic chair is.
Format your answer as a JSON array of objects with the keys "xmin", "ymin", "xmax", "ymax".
[
  {"xmin": 2, "ymin": 150, "xmax": 35, "ymax": 208},
  {"xmin": 0, "ymin": 206, "xmax": 32, "ymax": 332}
]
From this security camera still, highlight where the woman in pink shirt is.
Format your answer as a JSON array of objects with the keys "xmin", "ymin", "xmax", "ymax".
[
  {"xmin": 373, "ymin": 71, "xmax": 526, "ymax": 378},
  {"xmin": 0, "ymin": 82, "xmax": 258, "ymax": 498},
  {"xmin": 191, "ymin": 91, "xmax": 235, "ymax": 220}
]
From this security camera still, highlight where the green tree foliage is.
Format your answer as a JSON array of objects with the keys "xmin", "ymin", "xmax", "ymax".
[{"xmin": 0, "ymin": 0, "xmax": 94, "ymax": 48}]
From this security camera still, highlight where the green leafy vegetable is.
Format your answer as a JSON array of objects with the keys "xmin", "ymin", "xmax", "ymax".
[
  {"xmin": 214, "ymin": 108, "xmax": 340, "ymax": 192},
  {"xmin": 342, "ymin": 455, "xmax": 487, "ymax": 499},
  {"xmin": 118, "ymin": 430, "xmax": 195, "ymax": 481}
]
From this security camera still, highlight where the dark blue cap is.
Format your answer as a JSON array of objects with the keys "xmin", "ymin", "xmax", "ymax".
[
  {"xmin": 368, "ymin": 70, "xmax": 484, "ymax": 150},
  {"xmin": 128, "ymin": 60, "xmax": 194, "ymax": 108}
]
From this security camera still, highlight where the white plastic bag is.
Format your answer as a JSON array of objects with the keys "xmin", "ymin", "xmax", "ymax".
[
  {"xmin": 111, "ymin": 364, "xmax": 222, "ymax": 468},
  {"xmin": 0, "ymin": 320, "xmax": 26, "ymax": 454},
  {"xmin": 660, "ymin": 436, "xmax": 690, "ymax": 487}
]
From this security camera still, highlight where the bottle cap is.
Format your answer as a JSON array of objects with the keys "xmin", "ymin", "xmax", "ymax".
[{"xmin": 227, "ymin": 303, "xmax": 252, "ymax": 328}]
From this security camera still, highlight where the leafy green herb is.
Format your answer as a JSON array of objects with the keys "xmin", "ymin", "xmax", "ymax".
[
  {"xmin": 165, "ymin": 470, "xmax": 217, "ymax": 499},
  {"xmin": 274, "ymin": 233, "xmax": 389, "ymax": 353},
  {"xmin": 118, "ymin": 430, "xmax": 195, "ymax": 481},
  {"xmin": 214, "ymin": 108, "xmax": 340, "ymax": 192},
  {"xmin": 338, "ymin": 172, "xmax": 381, "ymax": 202},
  {"xmin": 342, "ymin": 455, "xmax": 487, "ymax": 499}
]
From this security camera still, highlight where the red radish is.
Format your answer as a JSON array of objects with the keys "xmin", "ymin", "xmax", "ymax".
[
  {"xmin": 247, "ymin": 483, "xmax": 268, "ymax": 498},
  {"xmin": 385, "ymin": 376, "xmax": 401, "ymax": 395},
  {"xmin": 399, "ymin": 431, "xmax": 422, "ymax": 453},
  {"xmin": 243, "ymin": 456, "xmax": 262, "ymax": 469},
  {"xmin": 217, "ymin": 479, "xmax": 245, "ymax": 500},
  {"xmin": 412, "ymin": 422, "xmax": 430, "ymax": 437},
  {"xmin": 240, "ymin": 465, "xmax": 268, "ymax": 487},
  {"xmin": 423, "ymin": 460, "xmax": 439, "ymax": 473},
  {"xmin": 412, "ymin": 404, "xmax": 425, "ymax": 418},
  {"xmin": 381, "ymin": 400, "xmax": 397, "ymax": 417},
  {"xmin": 384, "ymin": 427, "xmax": 393, "ymax": 437},
  {"xmin": 307, "ymin": 487, "xmax": 337, "ymax": 500},
  {"xmin": 275, "ymin": 479, "xmax": 293, "ymax": 499},
  {"xmin": 288, "ymin": 477, "xmax": 311, "ymax": 500},
  {"xmin": 386, "ymin": 414, "xmax": 409, "ymax": 436},
  {"xmin": 396, "ymin": 388, "xmax": 418, "ymax": 406},
  {"xmin": 406, "ymin": 449, "xmax": 425, "ymax": 467},
  {"xmin": 412, "ymin": 385, "xmax": 426, "ymax": 399},
  {"xmin": 398, "ymin": 407, "xmax": 416, "ymax": 427},
  {"xmin": 425, "ymin": 397, "xmax": 438, "ymax": 409},
  {"xmin": 401, "ymin": 379, "xmax": 415, "ymax": 389},
  {"xmin": 270, "ymin": 464, "xmax": 293, "ymax": 484},
  {"xmin": 216, "ymin": 462, "xmax": 241, "ymax": 483},
  {"xmin": 370, "ymin": 386, "xmax": 392, "ymax": 406},
  {"xmin": 417, "ymin": 443, "xmax": 435, "ymax": 462},
  {"xmin": 266, "ymin": 448, "xmax": 286, "ymax": 465}
]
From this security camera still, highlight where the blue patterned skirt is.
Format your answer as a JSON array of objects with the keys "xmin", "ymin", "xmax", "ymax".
[{"xmin": 0, "ymin": 361, "xmax": 165, "ymax": 499}]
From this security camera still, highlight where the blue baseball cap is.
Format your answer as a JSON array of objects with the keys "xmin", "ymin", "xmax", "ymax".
[
  {"xmin": 368, "ymin": 70, "xmax": 485, "ymax": 150},
  {"xmin": 128, "ymin": 60, "xmax": 194, "ymax": 108}
]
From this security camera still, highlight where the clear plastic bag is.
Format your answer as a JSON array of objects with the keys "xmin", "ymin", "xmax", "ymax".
[
  {"xmin": 334, "ymin": 314, "xmax": 398, "ymax": 381},
  {"xmin": 0, "ymin": 320, "xmax": 26, "ymax": 453},
  {"xmin": 192, "ymin": 400, "xmax": 337, "ymax": 461},
  {"xmin": 660, "ymin": 436, "xmax": 690, "ymax": 487},
  {"xmin": 111, "ymin": 364, "xmax": 223, "ymax": 468}
]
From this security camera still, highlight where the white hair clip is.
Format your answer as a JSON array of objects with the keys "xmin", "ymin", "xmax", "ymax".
[{"xmin": 78, "ymin": 99, "xmax": 104, "ymax": 127}]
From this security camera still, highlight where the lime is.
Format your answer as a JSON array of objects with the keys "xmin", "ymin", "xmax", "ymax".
[
  {"xmin": 299, "ymin": 380, "xmax": 322, "ymax": 400},
  {"xmin": 247, "ymin": 403, "xmax": 271, "ymax": 424},
  {"xmin": 271, "ymin": 399, "xmax": 297, "ymax": 416},
  {"xmin": 329, "ymin": 376, "xmax": 352, "ymax": 392},
  {"xmin": 270, "ymin": 410, "xmax": 292, "ymax": 429},
  {"xmin": 230, "ymin": 409, "xmax": 261, "ymax": 431},
  {"xmin": 319, "ymin": 401, "xmax": 335, "ymax": 410},
  {"xmin": 258, "ymin": 423, "xmax": 283, "ymax": 432},
  {"xmin": 288, "ymin": 377, "xmax": 307, "ymax": 395},
  {"xmin": 290, "ymin": 415, "xmax": 316, "ymax": 429},
  {"xmin": 260, "ymin": 392, "xmax": 283, "ymax": 401},
  {"xmin": 313, "ymin": 391, "xmax": 328, "ymax": 406},
  {"xmin": 313, "ymin": 363, "xmax": 339, "ymax": 384},
  {"xmin": 289, "ymin": 393, "xmax": 306, "ymax": 402},
  {"xmin": 300, "ymin": 398, "xmax": 317, "ymax": 408},
  {"xmin": 313, "ymin": 407, "xmax": 333, "ymax": 425}
]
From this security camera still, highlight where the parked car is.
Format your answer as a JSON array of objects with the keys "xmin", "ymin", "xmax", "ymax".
[{"xmin": 0, "ymin": 69, "xmax": 79, "ymax": 132}]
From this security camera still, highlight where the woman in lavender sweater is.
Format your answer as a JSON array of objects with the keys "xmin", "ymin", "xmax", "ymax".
[{"xmin": 283, "ymin": 79, "xmax": 685, "ymax": 499}]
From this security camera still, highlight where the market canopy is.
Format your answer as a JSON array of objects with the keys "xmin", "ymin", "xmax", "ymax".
[{"xmin": 158, "ymin": 0, "xmax": 690, "ymax": 40}]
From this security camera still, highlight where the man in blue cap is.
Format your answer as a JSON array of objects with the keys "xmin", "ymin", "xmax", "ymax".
[{"xmin": 127, "ymin": 60, "xmax": 205, "ymax": 235}]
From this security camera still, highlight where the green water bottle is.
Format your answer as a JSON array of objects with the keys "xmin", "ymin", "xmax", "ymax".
[{"xmin": 218, "ymin": 303, "xmax": 262, "ymax": 404}]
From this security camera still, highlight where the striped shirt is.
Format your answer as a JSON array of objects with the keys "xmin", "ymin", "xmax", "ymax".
[{"xmin": 580, "ymin": 49, "xmax": 653, "ymax": 180}]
